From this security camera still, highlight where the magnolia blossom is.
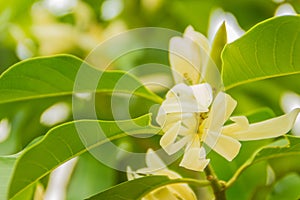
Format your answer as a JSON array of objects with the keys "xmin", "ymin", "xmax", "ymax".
[
  {"xmin": 157, "ymin": 83, "xmax": 300, "ymax": 171},
  {"xmin": 127, "ymin": 149, "xmax": 197, "ymax": 200},
  {"xmin": 156, "ymin": 26, "xmax": 300, "ymax": 171}
]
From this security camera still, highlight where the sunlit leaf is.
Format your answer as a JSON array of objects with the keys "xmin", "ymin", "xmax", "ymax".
[
  {"xmin": 222, "ymin": 16, "xmax": 300, "ymax": 90},
  {"xmin": 0, "ymin": 54, "xmax": 162, "ymax": 105},
  {"xmin": 8, "ymin": 114, "xmax": 160, "ymax": 199},
  {"xmin": 0, "ymin": 54, "xmax": 162, "ymax": 155}
]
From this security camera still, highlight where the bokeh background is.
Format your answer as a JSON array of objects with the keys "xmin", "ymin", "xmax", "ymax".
[{"xmin": 1, "ymin": 1, "xmax": 300, "ymax": 200}]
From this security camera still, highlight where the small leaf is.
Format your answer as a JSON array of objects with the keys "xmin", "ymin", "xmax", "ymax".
[
  {"xmin": 222, "ymin": 16, "xmax": 300, "ymax": 90},
  {"xmin": 8, "ymin": 114, "xmax": 160, "ymax": 199}
]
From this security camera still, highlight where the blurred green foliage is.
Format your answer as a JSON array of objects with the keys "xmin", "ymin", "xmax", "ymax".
[{"xmin": 1, "ymin": 1, "xmax": 300, "ymax": 200}]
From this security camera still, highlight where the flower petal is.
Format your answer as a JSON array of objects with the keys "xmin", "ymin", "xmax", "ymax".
[
  {"xmin": 160, "ymin": 121, "xmax": 181, "ymax": 149},
  {"xmin": 169, "ymin": 37, "xmax": 203, "ymax": 85},
  {"xmin": 180, "ymin": 136, "xmax": 210, "ymax": 171},
  {"xmin": 221, "ymin": 116, "xmax": 249, "ymax": 134},
  {"xmin": 184, "ymin": 25, "xmax": 210, "ymax": 54},
  {"xmin": 203, "ymin": 131, "xmax": 241, "ymax": 161},
  {"xmin": 145, "ymin": 149, "xmax": 166, "ymax": 170},
  {"xmin": 151, "ymin": 187, "xmax": 179, "ymax": 200},
  {"xmin": 159, "ymin": 84, "xmax": 209, "ymax": 114},
  {"xmin": 165, "ymin": 83, "xmax": 193, "ymax": 98},
  {"xmin": 223, "ymin": 108, "xmax": 300, "ymax": 141},
  {"xmin": 162, "ymin": 135, "xmax": 193, "ymax": 155},
  {"xmin": 156, "ymin": 112, "xmax": 197, "ymax": 132},
  {"xmin": 204, "ymin": 92, "xmax": 237, "ymax": 133},
  {"xmin": 168, "ymin": 184, "xmax": 197, "ymax": 200},
  {"xmin": 180, "ymin": 146, "xmax": 210, "ymax": 171},
  {"xmin": 126, "ymin": 166, "xmax": 141, "ymax": 180},
  {"xmin": 190, "ymin": 83, "xmax": 213, "ymax": 109}
]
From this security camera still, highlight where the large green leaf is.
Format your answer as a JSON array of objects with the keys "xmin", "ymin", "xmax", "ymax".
[
  {"xmin": 222, "ymin": 15, "xmax": 300, "ymax": 90},
  {"xmin": 86, "ymin": 176, "xmax": 209, "ymax": 200},
  {"xmin": 0, "ymin": 54, "xmax": 162, "ymax": 155},
  {"xmin": 0, "ymin": 54, "xmax": 162, "ymax": 104},
  {"xmin": 8, "ymin": 114, "xmax": 161, "ymax": 199}
]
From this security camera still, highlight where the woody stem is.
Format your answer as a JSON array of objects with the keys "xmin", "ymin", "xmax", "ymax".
[{"xmin": 204, "ymin": 164, "xmax": 226, "ymax": 200}]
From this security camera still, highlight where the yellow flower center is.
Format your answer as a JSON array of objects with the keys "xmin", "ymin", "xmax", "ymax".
[{"xmin": 197, "ymin": 112, "xmax": 208, "ymax": 137}]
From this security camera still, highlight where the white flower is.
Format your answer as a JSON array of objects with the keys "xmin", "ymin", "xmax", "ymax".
[
  {"xmin": 127, "ymin": 149, "xmax": 197, "ymax": 200},
  {"xmin": 157, "ymin": 83, "xmax": 300, "ymax": 171},
  {"xmin": 156, "ymin": 25, "xmax": 300, "ymax": 171},
  {"xmin": 169, "ymin": 25, "xmax": 210, "ymax": 85}
]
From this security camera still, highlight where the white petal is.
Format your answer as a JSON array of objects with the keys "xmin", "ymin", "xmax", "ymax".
[
  {"xmin": 161, "ymin": 97, "xmax": 201, "ymax": 113},
  {"xmin": 184, "ymin": 25, "xmax": 211, "ymax": 54},
  {"xmin": 168, "ymin": 184, "xmax": 197, "ymax": 200},
  {"xmin": 180, "ymin": 113, "xmax": 199, "ymax": 132},
  {"xmin": 165, "ymin": 83, "xmax": 193, "ymax": 98},
  {"xmin": 160, "ymin": 122, "xmax": 181, "ymax": 151},
  {"xmin": 160, "ymin": 84, "xmax": 208, "ymax": 113},
  {"xmin": 179, "ymin": 136, "xmax": 210, "ymax": 171},
  {"xmin": 154, "ymin": 168, "xmax": 182, "ymax": 179},
  {"xmin": 145, "ymin": 149, "xmax": 166, "ymax": 169},
  {"xmin": 221, "ymin": 116, "xmax": 249, "ymax": 134},
  {"xmin": 162, "ymin": 135, "xmax": 192, "ymax": 155},
  {"xmin": 180, "ymin": 146, "xmax": 210, "ymax": 171},
  {"xmin": 190, "ymin": 83, "xmax": 213, "ymax": 109},
  {"xmin": 126, "ymin": 166, "xmax": 140, "ymax": 180},
  {"xmin": 152, "ymin": 187, "xmax": 178, "ymax": 200},
  {"xmin": 156, "ymin": 112, "xmax": 197, "ymax": 132},
  {"xmin": 169, "ymin": 37, "xmax": 203, "ymax": 85},
  {"xmin": 203, "ymin": 131, "xmax": 241, "ymax": 161},
  {"xmin": 204, "ymin": 92, "xmax": 237, "ymax": 133},
  {"xmin": 224, "ymin": 108, "xmax": 300, "ymax": 141}
]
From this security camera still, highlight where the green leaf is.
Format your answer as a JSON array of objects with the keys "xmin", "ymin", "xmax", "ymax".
[
  {"xmin": 222, "ymin": 16, "xmax": 300, "ymax": 90},
  {"xmin": 0, "ymin": 54, "xmax": 162, "ymax": 155},
  {"xmin": 210, "ymin": 22, "xmax": 227, "ymax": 71},
  {"xmin": 67, "ymin": 152, "xmax": 116, "ymax": 200},
  {"xmin": 0, "ymin": 97, "xmax": 71, "ymax": 155},
  {"xmin": 227, "ymin": 136, "xmax": 300, "ymax": 188},
  {"xmin": 0, "ymin": 155, "xmax": 36, "ymax": 200},
  {"xmin": 267, "ymin": 173, "xmax": 300, "ymax": 200},
  {"xmin": 86, "ymin": 176, "xmax": 210, "ymax": 200},
  {"xmin": 0, "ymin": 156, "xmax": 16, "ymax": 200},
  {"xmin": 8, "ymin": 114, "xmax": 160, "ymax": 199},
  {"xmin": 0, "ymin": 54, "xmax": 162, "ymax": 105}
]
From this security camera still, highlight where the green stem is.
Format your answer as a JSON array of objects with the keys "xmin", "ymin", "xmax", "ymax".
[
  {"xmin": 225, "ymin": 159, "xmax": 252, "ymax": 188},
  {"xmin": 204, "ymin": 164, "xmax": 226, "ymax": 200}
]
